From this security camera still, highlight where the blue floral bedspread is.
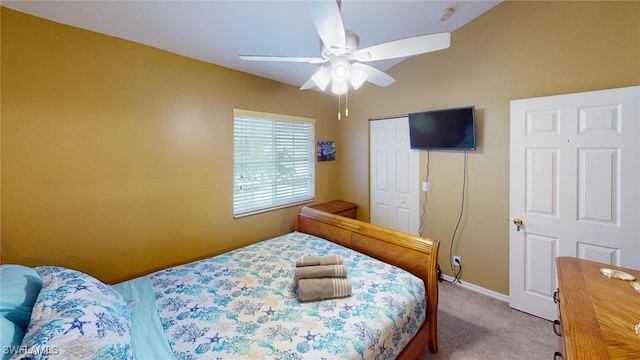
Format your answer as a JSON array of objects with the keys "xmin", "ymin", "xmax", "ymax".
[{"xmin": 148, "ymin": 232, "xmax": 426, "ymax": 359}]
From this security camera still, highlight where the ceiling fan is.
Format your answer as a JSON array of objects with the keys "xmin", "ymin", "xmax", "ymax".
[{"xmin": 239, "ymin": 0, "xmax": 451, "ymax": 95}]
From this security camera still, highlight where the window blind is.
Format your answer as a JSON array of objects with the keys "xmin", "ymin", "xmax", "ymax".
[{"xmin": 233, "ymin": 109, "xmax": 315, "ymax": 218}]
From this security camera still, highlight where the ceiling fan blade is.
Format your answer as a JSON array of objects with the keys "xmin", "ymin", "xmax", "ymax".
[
  {"xmin": 239, "ymin": 55, "xmax": 326, "ymax": 64},
  {"xmin": 355, "ymin": 32, "xmax": 450, "ymax": 62},
  {"xmin": 300, "ymin": 66, "xmax": 331, "ymax": 91},
  {"xmin": 308, "ymin": 0, "xmax": 346, "ymax": 53},
  {"xmin": 353, "ymin": 63, "xmax": 395, "ymax": 87}
]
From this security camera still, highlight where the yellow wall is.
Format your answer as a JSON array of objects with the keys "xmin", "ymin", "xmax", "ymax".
[
  {"xmin": 0, "ymin": 8, "xmax": 339, "ymax": 283},
  {"xmin": 339, "ymin": 1, "xmax": 640, "ymax": 294}
]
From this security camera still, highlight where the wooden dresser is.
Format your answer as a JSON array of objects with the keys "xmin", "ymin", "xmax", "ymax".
[
  {"xmin": 555, "ymin": 257, "xmax": 640, "ymax": 359},
  {"xmin": 310, "ymin": 200, "xmax": 357, "ymax": 219}
]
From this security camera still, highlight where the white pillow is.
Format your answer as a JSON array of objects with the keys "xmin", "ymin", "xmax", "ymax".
[{"xmin": 11, "ymin": 266, "xmax": 133, "ymax": 360}]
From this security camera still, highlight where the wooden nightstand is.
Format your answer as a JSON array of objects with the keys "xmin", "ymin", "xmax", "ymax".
[{"xmin": 310, "ymin": 200, "xmax": 357, "ymax": 219}]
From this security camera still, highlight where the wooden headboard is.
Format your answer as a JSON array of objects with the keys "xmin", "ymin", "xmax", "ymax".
[{"xmin": 295, "ymin": 206, "xmax": 440, "ymax": 356}]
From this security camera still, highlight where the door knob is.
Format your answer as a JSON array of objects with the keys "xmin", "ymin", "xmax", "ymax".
[{"xmin": 513, "ymin": 217, "xmax": 523, "ymax": 231}]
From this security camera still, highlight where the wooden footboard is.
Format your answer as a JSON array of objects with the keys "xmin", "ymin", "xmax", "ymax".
[{"xmin": 295, "ymin": 206, "xmax": 440, "ymax": 356}]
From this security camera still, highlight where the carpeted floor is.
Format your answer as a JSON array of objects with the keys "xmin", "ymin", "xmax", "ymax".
[{"xmin": 420, "ymin": 281, "xmax": 557, "ymax": 359}]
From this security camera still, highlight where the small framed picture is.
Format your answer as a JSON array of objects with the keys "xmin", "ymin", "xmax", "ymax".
[{"xmin": 317, "ymin": 141, "xmax": 335, "ymax": 162}]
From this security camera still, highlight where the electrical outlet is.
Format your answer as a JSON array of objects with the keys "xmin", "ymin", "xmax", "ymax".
[
  {"xmin": 422, "ymin": 181, "xmax": 430, "ymax": 192},
  {"xmin": 453, "ymin": 256, "xmax": 461, "ymax": 267}
]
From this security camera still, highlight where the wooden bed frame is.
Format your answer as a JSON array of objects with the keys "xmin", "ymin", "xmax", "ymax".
[{"xmin": 295, "ymin": 206, "xmax": 440, "ymax": 357}]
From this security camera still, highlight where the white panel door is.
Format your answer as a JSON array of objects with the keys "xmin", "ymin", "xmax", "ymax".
[
  {"xmin": 509, "ymin": 86, "xmax": 640, "ymax": 320},
  {"xmin": 370, "ymin": 117, "xmax": 419, "ymax": 234}
]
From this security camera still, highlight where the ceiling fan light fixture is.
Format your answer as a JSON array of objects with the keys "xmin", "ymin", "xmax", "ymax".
[
  {"xmin": 311, "ymin": 66, "xmax": 331, "ymax": 91},
  {"xmin": 349, "ymin": 66, "xmax": 368, "ymax": 90},
  {"xmin": 331, "ymin": 82, "xmax": 348, "ymax": 95},
  {"xmin": 331, "ymin": 56, "xmax": 351, "ymax": 81},
  {"xmin": 334, "ymin": 64, "xmax": 348, "ymax": 78}
]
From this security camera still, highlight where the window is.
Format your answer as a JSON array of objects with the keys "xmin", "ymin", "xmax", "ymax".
[{"xmin": 233, "ymin": 109, "xmax": 315, "ymax": 218}]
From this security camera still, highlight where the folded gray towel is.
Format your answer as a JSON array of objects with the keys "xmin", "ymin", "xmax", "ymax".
[
  {"xmin": 297, "ymin": 277, "xmax": 352, "ymax": 302},
  {"xmin": 295, "ymin": 255, "xmax": 344, "ymax": 267},
  {"xmin": 294, "ymin": 265, "xmax": 348, "ymax": 280}
]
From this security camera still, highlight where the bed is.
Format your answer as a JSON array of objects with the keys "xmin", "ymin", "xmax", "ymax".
[{"xmin": 1, "ymin": 206, "xmax": 440, "ymax": 359}]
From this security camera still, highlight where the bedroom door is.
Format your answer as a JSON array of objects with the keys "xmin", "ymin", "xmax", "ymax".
[
  {"xmin": 509, "ymin": 86, "xmax": 640, "ymax": 320},
  {"xmin": 369, "ymin": 117, "xmax": 420, "ymax": 235}
]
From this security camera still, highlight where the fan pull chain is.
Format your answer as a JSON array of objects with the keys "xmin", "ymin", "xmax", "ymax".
[
  {"xmin": 337, "ymin": 91, "xmax": 350, "ymax": 120},
  {"xmin": 345, "ymin": 91, "xmax": 349, "ymax": 117}
]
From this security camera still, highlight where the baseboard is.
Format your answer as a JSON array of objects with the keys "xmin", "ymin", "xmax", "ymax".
[{"xmin": 441, "ymin": 274, "xmax": 509, "ymax": 303}]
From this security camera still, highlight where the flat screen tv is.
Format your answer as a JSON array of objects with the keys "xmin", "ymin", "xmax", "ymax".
[{"xmin": 408, "ymin": 106, "xmax": 476, "ymax": 150}]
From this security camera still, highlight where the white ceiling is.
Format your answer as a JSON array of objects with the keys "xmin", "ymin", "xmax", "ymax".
[{"xmin": 3, "ymin": 0, "xmax": 501, "ymax": 90}]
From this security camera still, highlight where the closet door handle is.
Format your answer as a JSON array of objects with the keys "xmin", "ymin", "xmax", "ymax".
[
  {"xmin": 553, "ymin": 319, "xmax": 562, "ymax": 336},
  {"xmin": 553, "ymin": 289, "xmax": 560, "ymax": 303},
  {"xmin": 554, "ymin": 351, "xmax": 563, "ymax": 359}
]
